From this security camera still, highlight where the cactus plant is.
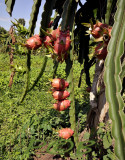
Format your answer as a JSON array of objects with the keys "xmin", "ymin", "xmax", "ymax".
[{"xmin": 104, "ymin": 0, "xmax": 125, "ymax": 159}]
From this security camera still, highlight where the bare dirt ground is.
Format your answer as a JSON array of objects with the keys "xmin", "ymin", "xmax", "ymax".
[{"xmin": 33, "ymin": 143, "xmax": 68, "ymax": 160}]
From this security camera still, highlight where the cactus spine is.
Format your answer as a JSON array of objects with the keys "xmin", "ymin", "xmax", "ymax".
[{"xmin": 104, "ymin": 0, "xmax": 125, "ymax": 159}]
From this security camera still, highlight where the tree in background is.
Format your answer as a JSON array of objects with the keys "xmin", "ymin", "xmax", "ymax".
[
  {"xmin": 18, "ymin": 18, "xmax": 25, "ymax": 26},
  {"xmin": 0, "ymin": 26, "xmax": 8, "ymax": 34}
]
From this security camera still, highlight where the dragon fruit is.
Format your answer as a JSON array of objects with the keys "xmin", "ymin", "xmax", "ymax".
[
  {"xmin": 94, "ymin": 42, "xmax": 108, "ymax": 60},
  {"xmin": 25, "ymin": 34, "xmax": 42, "ymax": 50},
  {"xmin": 53, "ymin": 32, "xmax": 71, "ymax": 55},
  {"xmin": 51, "ymin": 78, "xmax": 69, "ymax": 90},
  {"xmin": 53, "ymin": 90, "xmax": 70, "ymax": 100},
  {"xmin": 53, "ymin": 99, "xmax": 70, "ymax": 111},
  {"xmin": 58, "ymin": 128, "xmax": 74, "ymax": 139}
]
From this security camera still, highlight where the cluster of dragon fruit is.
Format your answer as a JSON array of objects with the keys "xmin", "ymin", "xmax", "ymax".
[
  {"xmin": 25, "ymin": 26, "xmax": 71, "ymax": 62},
  {"xmin": 51, "ymin": 78, "xmax": 74, "ymax": 139},
  {"xmin": 88, "ymin": 20, "xmax": 112, "ymax": 60},
  {"xmin": 25, "ymin": 20, "xmax": 112, "ymax": 61}
]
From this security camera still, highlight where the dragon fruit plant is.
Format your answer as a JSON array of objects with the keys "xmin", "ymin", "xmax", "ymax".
[{"xmin": 94, "ymin": 42, "xmax": 108, "ymax": 60}]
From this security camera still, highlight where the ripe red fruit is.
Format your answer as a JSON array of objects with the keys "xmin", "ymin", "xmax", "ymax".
[
  {"xmin": 43, "ymin": 36, "xmax": 52, "ymax": 48},
  {"xmin": 53, "ymin": 90, "xmax": 70, "ymax": 100},
  {"xmin": 94, "ymin": 43, "xmax": 108, "ymax": 60},
  {"xmin": 86, "ymin": 86, "xmax": 91, "ymax": 92},
  {"xmin": 91, "ymin": 21, "xmax": 109, "ymax": 39},
  {"xmin": 51, "ymin": 27, "xmax": 61, "ymax": 40},
  {"xmin": 58, "ymin": 128, "xmax": 74, "ymax": 139},
  {"xmin": 53, "ymin": 99, "xmax": 70, "ymax": 111},
  {"xmin": 91, "ymin": 26, "xmax": 102, "ymax": 38},
  {"xmin": 25, "ymin": 34, "xmax": 42, "ymax": 50},
  {"xmin": 53, "ymin": 33, "xmax": 71, "ymax": 55},
  {"xmin": 51, "ymin": 78, "xmax": 69, "ymax": 90},
  {"xmin": 99, "ymin": 23, "xmax": 109, "ymax": 29}
]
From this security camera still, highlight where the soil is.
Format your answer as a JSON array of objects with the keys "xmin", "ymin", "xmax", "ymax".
[{"xmin": 33, "ymin": 143, "xmax": 69, "ymax": 160}]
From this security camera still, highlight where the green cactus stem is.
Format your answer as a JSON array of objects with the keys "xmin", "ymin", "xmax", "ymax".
[
  {"xmin": 61, "ymin": 0, "xmax": 70, "ymax": 30},
  {"xmin": 20, "ymin": 0, "xmax": 42, "ymax": 103},
  {"xmin": 61, "ymin": 0, "xmax": 77, "ymax": 31},
  {"xmin": 26, "ymin": 0, "xmax": 56, "ymax": 96},
  {"xmin": 66, "ymin": 24, "xmax": 79, "ymax": 149},
  {"xmin": 52, "ymin": 60, "xmax": 59, "ymax": 79},
  {"xmin": 105, "ymin": 0, "xmax": 113, "ymax": 24},
  {"xmin": 5, "ymin": 0, "xmax": 15, "ymax": 16},
  {"xmin": 104, "ymin": 0, "xmax": 125, "ymax": 159},
  {"xmin": 28, "ymin": 0, "xmax": 42, "ymax": 36},
  {"xmin": 39, "ymin": 0, "xmax": 56, "ymax": 34},
  {"xmin": 61, "ymin": 0, "xmax": 79, "ymax": 148},
  {"xmin": 20, "ymin": 55, "xmax": 30, "ymax": 103}
]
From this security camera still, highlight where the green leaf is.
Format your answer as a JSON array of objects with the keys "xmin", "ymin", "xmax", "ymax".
[
  {"xmin": 83, "ymin": 132, "xmax": 90, "ymax": 140},
  {"xmin": 103, "ymin": 134, "xmax": 112, "ymax": 149}
]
